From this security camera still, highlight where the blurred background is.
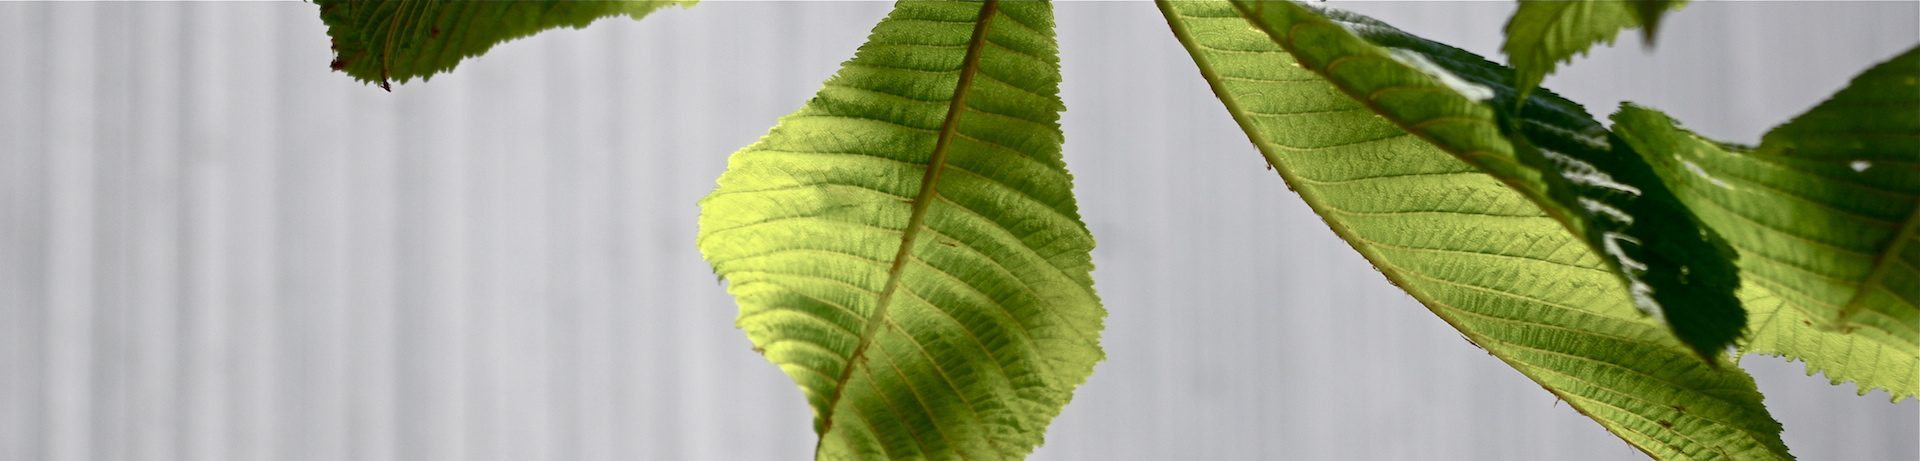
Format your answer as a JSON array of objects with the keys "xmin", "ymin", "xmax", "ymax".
[{"xmin": 1, "ymin": 1, "xmax": 1914, "ymax": 460}]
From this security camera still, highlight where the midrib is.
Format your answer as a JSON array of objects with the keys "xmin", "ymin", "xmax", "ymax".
[
  {"xmin": 1839, "ymin": 199, "xmax": 1920, "ymax": 327},
  {"xmin": 814, "ymin": 0, "xmax": 1002, "ymax": 450}
]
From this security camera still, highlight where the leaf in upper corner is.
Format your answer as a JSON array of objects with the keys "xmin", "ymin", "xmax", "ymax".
[
  {"xmin": 697, "ymin": 1, "xmax": 1102, "ymax": 459},
  {"xmin": 1162, "ymin": 2, "xmax": 1790, "ymax": 459},
  {"xmin": 315, "ymin": 0, "xmax": 692, "ymax": 89},
  {"xmin": 1611, "ymin": 46, "xmax": 1920, "ymax": 400},
  {"xmin": 1227, "ymin": 0, "xmax": 1744, "ymax": 364},
  {"xmin": 1633, "ymin": 0, "xmax": 1683, "ymax": 45},
  {"xmin": 1503, "ymin": 0, "xmax": 1687, "ymax": 101}
]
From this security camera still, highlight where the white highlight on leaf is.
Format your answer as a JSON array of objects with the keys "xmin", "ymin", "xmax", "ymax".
[
  {"xmin": 1851, "ymin": 160, "xmax": 1872, "ymax": 172},
  {"xmin": 1524, "ymin": 119, "xmax": 1611, "ymax": 151},
  {"xmin": 1602, "ymin": 232, "xmax": 1662, "ymax": 321},
  {"xmin": 1680, "ymin": 158, "xmax": 1734, "ymax": 189},
  {"xmin": 1386, "ymin": 48, "xmax": 1496, "ymax": 102},
  {"xmin": 1543, "ymin": 149, "xmax": 1642, "ymax": 196},
  {"xmin": 1579, "ymin": 197, "xmax": 1634, "ymax": 224},
  {"xmin": 1329, "ymin": 16, "xmax": 1402, "ymax": 41}
]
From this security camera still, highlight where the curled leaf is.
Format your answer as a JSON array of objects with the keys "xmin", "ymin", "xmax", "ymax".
[{"xmin": 1503, "ymin": 0, "xmax": 1687, "ymax": 102}]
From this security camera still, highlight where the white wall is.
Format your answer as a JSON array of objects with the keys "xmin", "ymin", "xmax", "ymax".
[{"xmin": 0, "ymin": 2, "xmax": 1913, "ymax": 460}]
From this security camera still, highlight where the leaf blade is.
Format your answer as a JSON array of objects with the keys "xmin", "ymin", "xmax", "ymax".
[
  {"xmin": 698, "ymin": 2, "xmax": 1102, "ymax": 459},
  {"xmin": 1228, "ymin": 0, "xmax": 1746, "ymax": 363},
  {"xmin": 1161, "ymin": 2, "xmax": 1791, "ymax": 459},
  {"xmin": 315, "ymin": 0, "xmax": 692, "ymax": 89},
  {"xmin": 1503, "ymin": 0, "xmax": 1686, "ymax": 101},
  {"xmin": 1611, "ymin": 48, "xmax": 1920, "ymax": 399}
]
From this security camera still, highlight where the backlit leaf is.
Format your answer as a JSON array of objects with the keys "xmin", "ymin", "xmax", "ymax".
[
  {"xmin": 697, "ymin": 1, "xmax": 1103, "ymax": 459},
  {"xmin": 1162, "ymin": 1, "xmax": 1791, "ymax": 459},
  {"xmin": 1611, "ymin": 46, "xmax": 1920, "ymax": 400},
  {"xmin": 1227, "ymin": 0, "xmax": 1745, "ymax": 363},
  {"xmin": 1503, "ymin": 0, "xmax": 1687, "ymax": 101}
]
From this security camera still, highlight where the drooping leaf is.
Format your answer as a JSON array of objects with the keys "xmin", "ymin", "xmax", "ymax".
[
  {"xmin": 1503, "ymin": 0, "xmax": 1687, "ymax": 101},
  {"xmin": 1611, "ymin": 46, "xmax": 1920, "ymax": 400},
  {"xmin": 315, "ymin": 0, "xmax": 692, "ymax": 89},
  {"xmin": 1226, "ymin": 0, "xmax": 1744, "ymax": 363},
  {"xmin": 697, "ymin": 1, "xmax": 1102, "ymax": 459},
  {"xmin": 1633, "ymin": 0, "xmax": 1683, "ymax": 45},
  {"xmin": 1160, "ymin": 2, "xmax": 1790, "ymax": 459}
]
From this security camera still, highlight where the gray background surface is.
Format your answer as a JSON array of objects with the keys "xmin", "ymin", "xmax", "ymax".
[{"xmin": 1, "ymin": 1, "xmax": 1915, "ymax": 460}]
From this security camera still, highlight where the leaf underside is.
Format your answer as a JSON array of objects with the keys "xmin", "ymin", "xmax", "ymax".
[
  {"xmin": 1161, "ymin": 2, "xmax": 1791, "ymax": 460},
  {"xmin": 1228, "ymin": 0, "xmax": 1745, "ymax": 364},
  {"xmin": 1503, "ymin": 0, "xmax": 1687, "ymax": 101},
  {"xmin": 315, "ymin": 0, "xmax": 691, "ymax": 89},
  {"xmin": 697, "ymin": 1, "xmax": 1103, "ymax": 460},
  {"xmin": 1613, "ymin": 45, "xmax": 1920, "ymax": 401}
]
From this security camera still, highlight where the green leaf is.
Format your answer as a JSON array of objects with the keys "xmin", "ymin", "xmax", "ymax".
[
  {"xmin": 697, "ymin": 1, "xmax": 1102, "ymax": 459},
  {"xmin": 315, "ymin": 0, "xmax": 692, "ymax": 89},
  {"xmin": 1633, "ymin": 0, "xmax": 1683, "ymax": 45},
  {"xmin": 1160, "ymin": 1, "xmax": 1791, "ymax": 459},
  {"xmin": 1503, "ymin": 0, "xmax": 1686, "ymax": 101},
  {"xmin": 1227, "ymin": 0, "xmax": 1745, "ymax": 363},
  {"xmin": 1611, "ymin": 46, "xmax": 1920, "ymax": 400}
]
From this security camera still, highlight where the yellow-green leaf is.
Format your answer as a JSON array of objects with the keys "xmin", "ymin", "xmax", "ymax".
[
  {"xmin": 1503, "ymin": 0, "xmax": 1687, "ymax": 101},
  {"xmin": 1227, "ymin": 0, "xmax": 1746, "ymax": 363},
  {"xmin": 698, "ymin": 1, "xmax": 1102, "ymax": 459},
  {"xmin": 1161, "ymin": 2, "xmax": 1791, "ymax": 459},
  {"xmin": 1611, "ymin": 46, "xmax": 1920, "ymax": 400}
]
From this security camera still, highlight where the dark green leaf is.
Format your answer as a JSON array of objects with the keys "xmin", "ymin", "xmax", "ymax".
[
  {"xmin": 698, "ymin": 1, "xmax": 1102, "ymax": 459},
  {"xmin": 1634, "ymin": 0, "xmax": 1683, "ymax": 45},
  {"xmin": 1227, "ymin": 0, "xmax": 1745, "ymax": 363},
  {"xmin": 1612, "ymin": 46, "xmax": 1920, "ymax": 400},
  {"xmin": 315, "ymin": 0, "xmax": 692, "ymax": 89}
]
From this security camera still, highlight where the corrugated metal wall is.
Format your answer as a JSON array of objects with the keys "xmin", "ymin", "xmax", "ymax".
[{"xmin": 0, "ymin": 2, "xmax": 1913, "ymax": 460}]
